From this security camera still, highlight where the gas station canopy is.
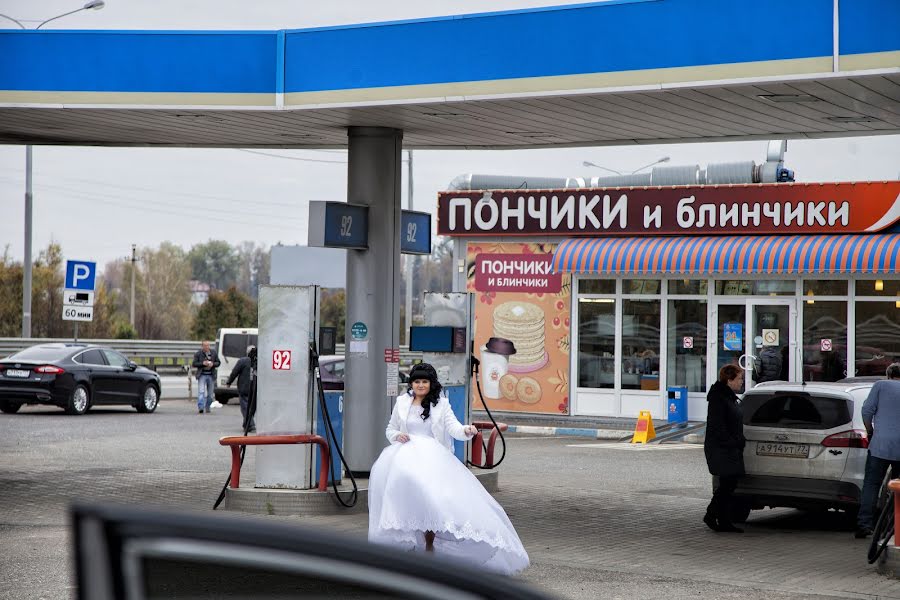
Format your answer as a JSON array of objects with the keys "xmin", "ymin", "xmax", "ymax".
[{"xmin": 1, "ymin": 0, "xmax": 898, "ymax": 148}]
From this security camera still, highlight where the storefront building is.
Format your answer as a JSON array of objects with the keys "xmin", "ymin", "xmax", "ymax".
[{"xmin": 439, "ymin": 181, "xmax": 900, "ymax": 421}]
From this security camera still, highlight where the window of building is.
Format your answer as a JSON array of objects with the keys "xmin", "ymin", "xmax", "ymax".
[
  {"xmin": 802, "ymin": 301, "xmax": 848, "ymax": 382},
  {"xmin": 621, "ymin": 299, "xmax": 661, "ymax": 390},
  {"xmin": 667, "ymin": 299, "xmax": 707, "ymax": 392},
  {"xmin": 579, "ymin": 279, "xmax": 615, "ymax": 294},
  {"xmin": 714, "ymin": 280, "xmax": 794, "ymax": 296},
  {"xmin": 668, "ymin": 280, "xmax": 708, "ymax": 295},
  {"xmin": 855, "ymin": 301, "xmax": 900, "ymax": 377},
  {"xmin": 577, "ymin": 299, "xmax": 615, "ymax": 389},
  {"xmin": 803, "ymin": 280, "xmax": 848, "ymax": 296},
  {"xmin": 855, "ymin": 279, "xmax": 900, "ymax": 298},
  {"xmin": 623, "ymin": 279, "xmax": 661, "ymax": 295}
]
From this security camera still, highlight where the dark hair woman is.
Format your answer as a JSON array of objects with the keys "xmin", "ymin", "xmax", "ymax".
[
  {"xmin": 703, "ymin": 364, "xmax": 747, "ymax": 533},
  {"xmin": 367, "ymin": 362, "xmax": 529, "ymax": 574}
]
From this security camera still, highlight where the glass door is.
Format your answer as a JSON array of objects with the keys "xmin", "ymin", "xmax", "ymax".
[
  {"xmin": 748, "ymin": 300, "xmax": 796, "ymax": 386},
  {"xmin": 710, "ymin": 299, "xmax": 797, "ymax": 392}
]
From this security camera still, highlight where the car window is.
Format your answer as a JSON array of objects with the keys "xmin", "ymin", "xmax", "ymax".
[
  {"xmin": 742, "ymin": 392, "xmax": 852, "ymax": 429},
  {"xmin": 76, "ymin": 349, "xmax": 106, "ymax": 366},
  {"xmin": 102, "ymin": 350, "xmax": 130, "ymax": 368},
  {"xmin": 331, "ymin": 361, "xmax": 345, "ymax": 379},
  {"xmin": 9, "ymin": 346, "xmax": 73, "ymax": 361},
  {"xmin": 222, "ymin": 334, "xmax": 253, "ymax": 359}
]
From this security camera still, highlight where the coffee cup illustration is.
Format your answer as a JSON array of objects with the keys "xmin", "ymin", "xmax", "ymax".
[{"xmin": 481, "ymin": 337, "xmax": 517, "ymax": 399}]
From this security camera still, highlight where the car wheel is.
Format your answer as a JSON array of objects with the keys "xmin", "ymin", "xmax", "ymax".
[
  {"xmin": 731, "ymin": 499, "xmax": 752, "ymax": 523},
  {"xmin": 0, "ymin": 399, "xmax": 22, "ymax": 414},
  {"xmin": 66, "ymin": 384, "xmax": 90, "ymax": 415},
  {"xmin": 137, "ymin": 384, "xmax": 159, "ymax": 413}
]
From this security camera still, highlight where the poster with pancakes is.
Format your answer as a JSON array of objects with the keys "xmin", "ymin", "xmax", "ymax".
[{"xmin": 467, "ymin": 242, "xmax": 571, "ymax": 414}]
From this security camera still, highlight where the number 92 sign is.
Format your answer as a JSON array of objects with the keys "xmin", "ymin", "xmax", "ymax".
[{"xmin": 272, "ymin": 350, "xmax": 292, "ymax": 371}]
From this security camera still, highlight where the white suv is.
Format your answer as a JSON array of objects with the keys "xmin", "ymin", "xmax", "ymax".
[{"xmin": 728, "ymin": 381, "xmax": 871, "ymax": 520}]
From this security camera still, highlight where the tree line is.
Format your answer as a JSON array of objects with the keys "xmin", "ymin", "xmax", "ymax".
[
  {"xmin": 0, "ymin": 240, "xmax": 268, "ymax": 341},
  {"xmin": 0, "ymin": 236, "xmax": 454, "ymax": 342}
]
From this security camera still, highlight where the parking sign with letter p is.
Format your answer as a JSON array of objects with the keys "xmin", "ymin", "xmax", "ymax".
[{"xmin": 65, "ymin": 260, "xmax": 96, "ymax": 291}]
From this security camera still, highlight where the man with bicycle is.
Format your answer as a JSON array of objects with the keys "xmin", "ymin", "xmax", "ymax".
[{"xmin": 857, "ymin": 362, "xmax": 900, "ymax": 539}]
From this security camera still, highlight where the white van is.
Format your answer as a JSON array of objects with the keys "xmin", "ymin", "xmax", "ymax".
[{"xmin": 213, "ymin": 327, "xmax": 258, "ymax": 404}]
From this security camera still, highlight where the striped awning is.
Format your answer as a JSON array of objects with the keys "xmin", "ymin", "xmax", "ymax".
[{"xmin": 552, "ymin": 234, "xmax": 900, "ymax": 275}]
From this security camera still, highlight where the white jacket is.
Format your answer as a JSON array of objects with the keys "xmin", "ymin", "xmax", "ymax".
[{"xmin": 385, "ymin": 392, "xmax": 473, "ymax": 454}]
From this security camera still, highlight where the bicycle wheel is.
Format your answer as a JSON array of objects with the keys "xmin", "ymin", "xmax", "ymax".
[{"xmin": 869, "ymin": 492, "xmax": 895, "ymax": 564}]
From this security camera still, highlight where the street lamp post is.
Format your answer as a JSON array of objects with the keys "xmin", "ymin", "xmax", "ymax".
[{"xmin": 1, "ymin": 1, "xmax": 106, "ymax": 338}]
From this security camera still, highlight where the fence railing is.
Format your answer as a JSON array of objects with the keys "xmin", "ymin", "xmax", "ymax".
[{"xmin": 0, "ymin": 338, "xmax": 421, "ymax": 370}]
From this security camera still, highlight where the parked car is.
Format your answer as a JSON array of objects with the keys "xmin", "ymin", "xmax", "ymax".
[
  {"xmin": 726, "ymin": 380, "xmax": 872, "ymax": 520},
  {"xmin": 0, "ymin": 343, "xmax": 161, "ymax": 415}
]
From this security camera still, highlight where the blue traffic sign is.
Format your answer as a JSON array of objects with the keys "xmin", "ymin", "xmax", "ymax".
[
  {"xmin": 65, "ymin": 260, "xmax": 96, "ymax": 291},
  {"xmin": 401, "ymin": 210, "xmax": 432, "ymax": 255}
]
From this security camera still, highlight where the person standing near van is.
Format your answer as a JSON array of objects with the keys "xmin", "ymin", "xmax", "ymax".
[
  {"xmin": 856, "ymin": 363, "xmax": 900, "ymax": 538},
  {"xmin": 192, "ymin": 340, "xmax": 220, "ymax": 414},
  {"xmin": 226, "ymin": 345, "xmax": 255, "ymax": 432}
]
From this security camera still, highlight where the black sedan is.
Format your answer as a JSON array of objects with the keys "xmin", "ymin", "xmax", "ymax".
[{"xmin": 0, "ymin": 343, "xmax": 161, "ymax": 415}]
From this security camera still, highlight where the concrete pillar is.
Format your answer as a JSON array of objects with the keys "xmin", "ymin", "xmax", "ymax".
[{"xmin": 344, "ymin": 127, "xmax": 403, "ymax": 474}]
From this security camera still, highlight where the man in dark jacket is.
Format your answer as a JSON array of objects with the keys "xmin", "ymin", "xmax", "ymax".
[
  {"xmin": 704, "ymin": 364, "xmax": 746, "ymax": 533},
  {"xmin": 191, "ymin": 340, "xmax": 220, "ymax": 414},
  {"xmin": 755, "ymin": 345, "xmax": 783, "ymax": 383},
  {"xmin": 227, "ymin": 345, "xmax": 255, "ymax": 432}
]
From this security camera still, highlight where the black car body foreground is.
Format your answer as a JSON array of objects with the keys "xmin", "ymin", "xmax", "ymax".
[{"xmin": 0, "ymin": 344, "xmax": 161, "ymax": 415}]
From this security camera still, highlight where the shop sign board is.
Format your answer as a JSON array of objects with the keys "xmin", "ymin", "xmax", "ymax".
[
  {"xmin": 437, "ymin": 182, "xmax": 900, "ymax": 237},
  {"xmin": 473, "ymin": 253, "xmax": 562, "ymax": 293}
]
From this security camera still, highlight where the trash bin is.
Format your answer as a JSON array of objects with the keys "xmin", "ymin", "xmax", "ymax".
[{"xmin": 667, "ymin": 386, "xmax": 688, "ymax": 426}]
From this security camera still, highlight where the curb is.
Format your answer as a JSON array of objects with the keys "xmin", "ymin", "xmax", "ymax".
[{"xmin": 508, "ymin": 424, "xmax": 705, "ymax": 444}]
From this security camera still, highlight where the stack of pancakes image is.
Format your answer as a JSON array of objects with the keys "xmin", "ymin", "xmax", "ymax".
[{"xmin": 493, "ymin": 301, "xmax": 546, "ymax": 370}]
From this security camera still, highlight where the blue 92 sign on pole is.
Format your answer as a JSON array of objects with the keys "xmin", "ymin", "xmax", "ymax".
[{"xmin": 400, "ymin": 210, "xmax": 431, "ymax": 255}]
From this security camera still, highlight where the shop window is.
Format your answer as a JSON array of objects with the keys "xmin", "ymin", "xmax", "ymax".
[
  {"xmin": 622, "ymin": 299, "xmax": 661, "ymax": 390},
  {"xmin": 668, "ymin": 280, "xmax": 708, "ymax": 295},
  {"xmin": 803, "ymin": 280, "xmax": 848, "ymax": 296},
  {"xmin": 855, "ymin": 302, "xmax": 900, "ymax": 377},
  {"xmin": 623, "ymin": 279, "xmax": 661, "ymax": 295},
  {"xmin": 667, "ymin": 299, "xmax": 707, "ymax": 392},
  {"xmin": 802, "ymin": 301, "xmax": 848, "ymax": 382},
  {"xmin": 579, "ymin": 279, "xmax": 615, "ymax": 294},
  {"xmin": 714, "ymin": 280, "xmax": 794, "ymax": 296},
  {"xmin": 577, "ymin": 299, "xmax": 616, "ymax": 389},
  {"xmin": 855, "ymin": 279, "xmax": 900, "ymax": 297}
]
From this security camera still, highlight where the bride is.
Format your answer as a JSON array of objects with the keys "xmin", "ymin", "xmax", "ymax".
[{"xmin": 367, "ymin": 362, "xmax": 530, "ymax": 575}]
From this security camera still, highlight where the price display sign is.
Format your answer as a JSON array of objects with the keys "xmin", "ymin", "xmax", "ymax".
[
  {"xmin": 401, "ymin": 210, "xmax": 432, "ymax": 255},
  {"xmin": 308, "ymin": 201, "xmax": 369, "ymax": 250}
]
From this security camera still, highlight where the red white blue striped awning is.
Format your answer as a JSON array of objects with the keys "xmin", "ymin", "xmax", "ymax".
[{"xmin": 552, "ymin": 234, "xmax": 900, "ymax": 275}]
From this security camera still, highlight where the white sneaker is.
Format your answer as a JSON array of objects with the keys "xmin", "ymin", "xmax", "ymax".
[{"xmin": 210, "ymin": 401, "xmax": 223, "ymax": 409}]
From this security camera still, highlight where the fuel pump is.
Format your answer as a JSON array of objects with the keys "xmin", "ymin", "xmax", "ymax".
[
  {"xmin": 213, "ymin": 285, "xmax": 357, "ymax": 510},
  {"xmin": 409, "ymin": 293, "xmax": 506, "ymax": 468}
]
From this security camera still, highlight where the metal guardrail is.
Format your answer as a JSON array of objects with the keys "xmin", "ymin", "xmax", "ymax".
[{"xmin": 0, "ymin": 338, "xmax": 421, "ymax": 370}]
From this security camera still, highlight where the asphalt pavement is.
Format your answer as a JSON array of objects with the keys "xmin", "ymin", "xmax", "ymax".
[{"xmin": 1, "ymin": 398, "xmax": 897, "ymax": 600}]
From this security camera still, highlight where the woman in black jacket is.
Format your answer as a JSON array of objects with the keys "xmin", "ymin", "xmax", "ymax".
[{"xmin": 704, "ymin": 364, "xmax": 746, "ymax": 533}]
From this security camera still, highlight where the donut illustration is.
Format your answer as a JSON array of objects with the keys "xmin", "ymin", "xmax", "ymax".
[
  {"xmin": 500, "ymin": 374, "xmax": 519, "ymax": 401},
  {"xmin": 515, "ymin": 377, "xmax": 542, "ymax": 404}
]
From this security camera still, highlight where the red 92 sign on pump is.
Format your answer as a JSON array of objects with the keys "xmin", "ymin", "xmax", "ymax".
[{"xmin": 272, "ymin": 350, "xmax": 292, "ymax": 371}]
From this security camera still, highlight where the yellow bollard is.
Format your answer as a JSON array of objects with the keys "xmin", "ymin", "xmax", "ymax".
[{"xmin": 631, "ymin": 410, "xmax": 656, "ymax": 444}]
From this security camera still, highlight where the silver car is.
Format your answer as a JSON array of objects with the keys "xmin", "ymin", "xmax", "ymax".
[{"xmin": 729, "ymin": 381, "xmax": 871, "ymax": 520}]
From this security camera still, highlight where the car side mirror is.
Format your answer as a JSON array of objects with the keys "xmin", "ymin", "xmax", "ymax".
[{"xmin": 126, "ymin": 361, "xmax": 138, "ymax": 371}]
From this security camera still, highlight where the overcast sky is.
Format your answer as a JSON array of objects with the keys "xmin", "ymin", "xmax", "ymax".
[{"xmin": 1, "ymin": 0, "xmax": 898, "ymax": 267}]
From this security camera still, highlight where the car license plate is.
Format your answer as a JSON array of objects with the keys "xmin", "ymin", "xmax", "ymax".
[
  {"xmin": 5, "ymin": 369, "xmax": 31, "ymax": 378},
  {"xmin": 756, "ymin": 442, "xmax": 810, "ymax": 458}
]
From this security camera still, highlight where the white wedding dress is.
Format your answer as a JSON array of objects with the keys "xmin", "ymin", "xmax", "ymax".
[{"xmin": 368, "ymin": 403, "xmax": 530, "ymax": 575}]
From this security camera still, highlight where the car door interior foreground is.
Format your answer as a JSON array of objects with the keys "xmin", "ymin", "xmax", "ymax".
[{"xmin": 72, "ymin": 503, "xmax": 553, "ymax": 600}]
